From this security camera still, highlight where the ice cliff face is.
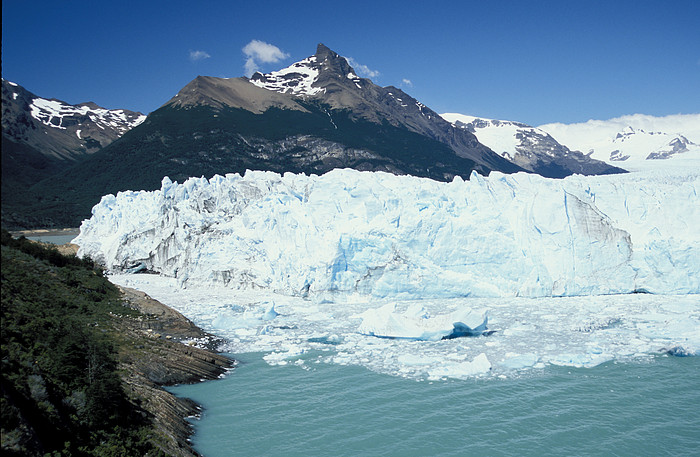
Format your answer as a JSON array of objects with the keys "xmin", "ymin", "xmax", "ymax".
[{"xmin": 75, "ymin": 168, "xmax": 700, "ymax": 298}]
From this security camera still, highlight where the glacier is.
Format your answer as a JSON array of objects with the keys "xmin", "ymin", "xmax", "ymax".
[
  {"xmin": 76, "ymin": 167, "xmax": 700, "ymax": 299},
  {"xmin": 75, "ymin": 167, "xmax": 700, "ymax": 379}
]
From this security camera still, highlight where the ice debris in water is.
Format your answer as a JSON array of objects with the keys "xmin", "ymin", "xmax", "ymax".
[
  {"xmin": 261, "ymin": 302, "xmax": 279, "ymax": 321},
  {"xmin": 109, "ymin": 274, "xmax": 700, "ymax": 380},
  {"xmin": 666, "ymin": 346, "xmax": 697, "ymax": 357}
]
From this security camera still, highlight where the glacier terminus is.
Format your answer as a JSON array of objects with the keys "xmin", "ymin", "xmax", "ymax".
[{"xmin": 76, "ymin": 167, "xmax": 699, "ymax": 298}]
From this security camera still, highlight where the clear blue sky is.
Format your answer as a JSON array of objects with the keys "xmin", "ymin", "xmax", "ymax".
[{"xmin": 2, "ymin": 0, "xmax": 699, "ymax": 126}]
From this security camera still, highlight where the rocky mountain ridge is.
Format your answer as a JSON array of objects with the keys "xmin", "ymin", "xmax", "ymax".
[
  {"xmin": 245, "ymin": 44, "xmax": 516, "ymax": 172},
  {"xmin": 2, "ymin": 78, "xmax": 145, "ymax": 162},
  {"xmin": 441, "ymin": 113, "xmax": 625, "ymax": 177}
]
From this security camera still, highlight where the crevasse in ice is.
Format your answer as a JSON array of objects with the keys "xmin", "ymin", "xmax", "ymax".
[{"xmin": 75, "ymin": 168, "xmax": 700, "ymax": 299}]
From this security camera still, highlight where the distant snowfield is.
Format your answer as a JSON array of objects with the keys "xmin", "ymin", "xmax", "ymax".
[
  {"xmin": 538, "ymin": 113, "xmax": 700, "ymax": 171},
  {"xmin": 76, "ymin": 162, "xmax": 700, "ymax": 379},
  {"xmin": 441, "ymin": 112, "xmax": 700, "ymax": 173}
]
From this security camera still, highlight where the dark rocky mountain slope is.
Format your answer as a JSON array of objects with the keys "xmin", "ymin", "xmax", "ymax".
[{"xmin": 1, "ymin": 79, "xmax": 145, "ymax": 228}]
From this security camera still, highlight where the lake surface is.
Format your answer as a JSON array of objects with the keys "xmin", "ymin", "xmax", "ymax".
[
  {"xmin": 172, "ymin": 353, "xmax": 700, "ymax": 457},
  {"xmin": 18, "ymin": 229, "xmax": 80, "ymax": 245},
  {"xmin": 27, "ymin": 234, "xmax": 78, "ymax": 245}
]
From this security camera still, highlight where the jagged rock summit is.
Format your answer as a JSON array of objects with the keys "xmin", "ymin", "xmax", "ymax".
[
  {"xmin": 168, "ymin": 43, "xmax": 624, "ymax": 178},
  {"xmin": 131, "ymin": 42, "xmax": 525, "ymax": 181},
  {"xmin": 249, "ymin": 43, "xmax": 343, "ymax": 97}
]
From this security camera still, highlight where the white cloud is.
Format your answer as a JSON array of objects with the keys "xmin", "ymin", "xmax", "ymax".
[
  {"xmin": 346, "ymin": 57, "xmax": 380, "ymax": 79},
  {"xmin": 242, "ymin": 40, "xmax": 289, "ymax": 76},
  {"xmin": 189, "ymin": 50, "xmax": 211, "ymax": 61},
  {"xmin": 402, "ymin": 78, "xmax": 413, "ymax": 87}
]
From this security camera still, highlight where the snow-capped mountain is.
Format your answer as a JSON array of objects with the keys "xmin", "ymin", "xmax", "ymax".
[
  {"xmin": 167, "ymin": 43, "xmax": 516, "ymax": 175},
  {"xmin": 538, "ymin": 114, "xmax": 700, "ymax": 171},
  {"xmin": 441, "ymin": 113, "xmax": 625, "ymax": 177},
  {"xmin": 2, "ymin": 78, "xmax": 145, "ymax": 162},
  {"xmin": 2, "ymin": 79, "xmax": 147, "ymax": 229}
]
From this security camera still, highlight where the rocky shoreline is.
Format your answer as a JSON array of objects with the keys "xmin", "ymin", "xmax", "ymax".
[{"xmin": 112, "ymin": 285, "xmax": 234, "ymax": 457}]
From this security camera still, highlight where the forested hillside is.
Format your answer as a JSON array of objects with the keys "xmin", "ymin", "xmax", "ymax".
[{"xmin": 1, "ymin": 231, "xmax": 167, "ymax": 456}]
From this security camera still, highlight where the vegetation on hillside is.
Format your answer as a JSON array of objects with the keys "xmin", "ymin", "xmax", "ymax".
[{"xmin": 0, "ymin": 230, "xmax": 167, "ymax": 456}]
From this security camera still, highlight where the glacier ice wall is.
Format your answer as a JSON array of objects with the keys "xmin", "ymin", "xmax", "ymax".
[{"xmin": 75, "ymin": 168, "xmax": 700, "ymax": 298}]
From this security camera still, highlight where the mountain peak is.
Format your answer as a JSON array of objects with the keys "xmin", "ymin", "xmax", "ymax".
[
  {"xmin": 248, "ymin": 44, "xmax": 356, "ymax": 97},
  {"xmin": 313, "ymin": 43, "xmax": 355, "ymax": 76},
  {"xmin": 315, "ymin": 43, "xmax": 337, "ymax": 60}
]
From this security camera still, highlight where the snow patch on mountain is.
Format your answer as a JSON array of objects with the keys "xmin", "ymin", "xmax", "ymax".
[
  {"xmin": 250, "ymin": 56, "xmax": 326, "ymax": 96},
  {"xmin": 75, "ymin": 167, "xmax": 699, "ymax": 300},
  {"xmin": 29, "ymin": 97, "xmax": 146, "ymax": 134},
  {"xmin": 441, "ymin": 113, "xmax": 531, "ymax": 159}
]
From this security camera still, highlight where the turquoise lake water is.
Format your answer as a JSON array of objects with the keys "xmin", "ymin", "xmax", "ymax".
[{"xmin": 171, "ymin": 352, "xmax": 700, "ymax": 457}]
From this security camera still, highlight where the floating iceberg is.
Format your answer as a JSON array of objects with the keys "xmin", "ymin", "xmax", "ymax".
[
  {"xmin": 261, "ymin": 302, "xmax": 279, "ymax": 321},
  {"xmin": 354, "ymin": 303, "xmax": 489, "ymax": 341}
]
